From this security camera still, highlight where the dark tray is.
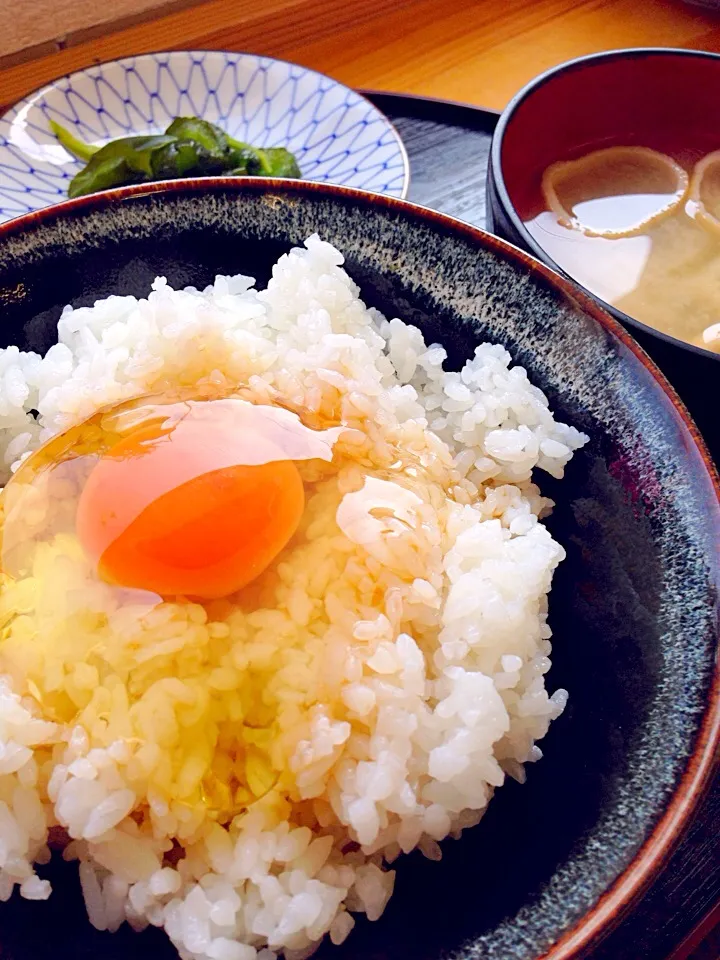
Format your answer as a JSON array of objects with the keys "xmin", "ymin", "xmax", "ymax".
[{"xmin": 364, "ymin": 90, "xmax": 720, "ymax": 960}]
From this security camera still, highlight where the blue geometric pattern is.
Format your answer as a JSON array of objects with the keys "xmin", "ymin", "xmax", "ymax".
[{"xmin": 0, "ymin": 51, "xmax": 409, "ymax": 223}]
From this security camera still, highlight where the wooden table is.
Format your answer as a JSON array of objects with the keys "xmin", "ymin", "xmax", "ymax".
[
  {"xmin": 0, "ymin": 0, "xmax": 719, "ymax": 957},
  {"xmin": 3, "ymin": 0, "xmax": 720, "ymax": 112}
]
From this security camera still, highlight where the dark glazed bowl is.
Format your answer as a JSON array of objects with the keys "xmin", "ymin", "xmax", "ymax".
[
  {"xmin": 486, "ymin": 48, "xmax": 720, "ymax": 457},
  {"xmin": 0, "ymin": 179, "xmax": 718, "ymax": 960}
]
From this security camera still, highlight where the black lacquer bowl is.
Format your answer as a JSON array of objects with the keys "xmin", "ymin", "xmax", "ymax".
[{"xmin": 0, "ymin": 180, "xmax": 717, "ymax": 960}]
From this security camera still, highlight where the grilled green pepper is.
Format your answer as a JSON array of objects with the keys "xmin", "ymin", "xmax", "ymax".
[
  {"xmin": 151, "ymin": 139, "xmax": 226, "ymax": 179},
  {"xmin": 51, "ymin": 116, "xmax": 301, "ymax": 197},
  {"xmin": 261, "ymin": 147, "xmax": 301, "ymax": 178},
  {"xmin": 226, "ymin": 142, "xmax": 265, "ymax": 176},
  {"xmin": 164, "ymin": 117, "xmax": 230, "ymax": 161},
  {"xmin": 67, "ymin": 135, "xmax": 175, "ymax": 198},
  {"xmin": 226, "ymin": 142, "xmax": 299, "ymax": 178},
  {"xmin": 49, "ymin": 120, "xmax": 100, "ymax": 162}
]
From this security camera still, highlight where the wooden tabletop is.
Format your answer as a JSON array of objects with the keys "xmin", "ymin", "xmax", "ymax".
[{"xmin": 3, "ymin": 0, "xmax": 720, "ymax": 113}]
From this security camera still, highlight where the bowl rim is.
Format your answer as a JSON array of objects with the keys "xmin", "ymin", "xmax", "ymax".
[
  {"xmin": 0, "ymin": 176, "xmax": 718, "ymax": 960},
  {"xmin": 0, "ymin": 48, "xmax": 411, "ymax": 206},
  {"xmin": 488, "ymin": 46, "xmax": 720, "ymax": 363}
]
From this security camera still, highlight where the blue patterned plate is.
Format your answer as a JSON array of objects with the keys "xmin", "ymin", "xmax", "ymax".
[{"xmin": 0, "ymin": 50, "xmax": 409, "ymax": 221}]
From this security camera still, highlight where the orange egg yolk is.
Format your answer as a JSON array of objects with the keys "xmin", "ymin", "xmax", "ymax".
[{"xmin": 75, "ymin": 410, "xmax": 305, "ymax": 599}]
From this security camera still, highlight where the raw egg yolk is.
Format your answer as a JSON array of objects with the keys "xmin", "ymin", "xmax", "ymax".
[{"xmin": 75, "ymin": 410, "xmax": 305, "ymax": 598}]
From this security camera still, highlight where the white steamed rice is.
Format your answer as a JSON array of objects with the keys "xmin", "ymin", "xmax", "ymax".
[{"xmin": 0, "ymin": 235, "xmax": 587, "ymax": 959}]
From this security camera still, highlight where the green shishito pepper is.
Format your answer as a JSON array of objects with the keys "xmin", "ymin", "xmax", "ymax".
[
  {"xmin": 165, "ymin": 117, "xmax": 229, "ymax": 161},
  {"xmin": 67, "ymin": 135, "xmax": 176, "ymax": 198},
  {"xmin": 51, "ymin": 116, "xmax": 301, "ymax": 198},
  {"xmin": 226, "ymin": 141, "xmax": 300, "ymax": 178},
  {"xmin": 256, "ymin": 147, "xmax": 301, "ymax": 179},
  {"xmin": 49, "ymin": 121, "xmax": 100, "ymax": 163},
  {"xmin": 151, "ymin": 140, "xmax": 226, "ymax": 179}
]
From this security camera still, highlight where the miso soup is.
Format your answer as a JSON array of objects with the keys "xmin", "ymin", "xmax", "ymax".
[{"xmin": 522, "ymin": 141, "xmax": 720, "ymax": 353}]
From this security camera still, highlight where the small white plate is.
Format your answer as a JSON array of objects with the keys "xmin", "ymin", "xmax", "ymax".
[{"xmin": 0, "ymin": 50, "xmax": 409, "ymax": 222}]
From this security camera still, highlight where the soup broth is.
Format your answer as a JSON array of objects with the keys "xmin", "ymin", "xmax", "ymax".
[{"xmin": 522, "ymin": 140, "xmax": 720, "ymax": 353}]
